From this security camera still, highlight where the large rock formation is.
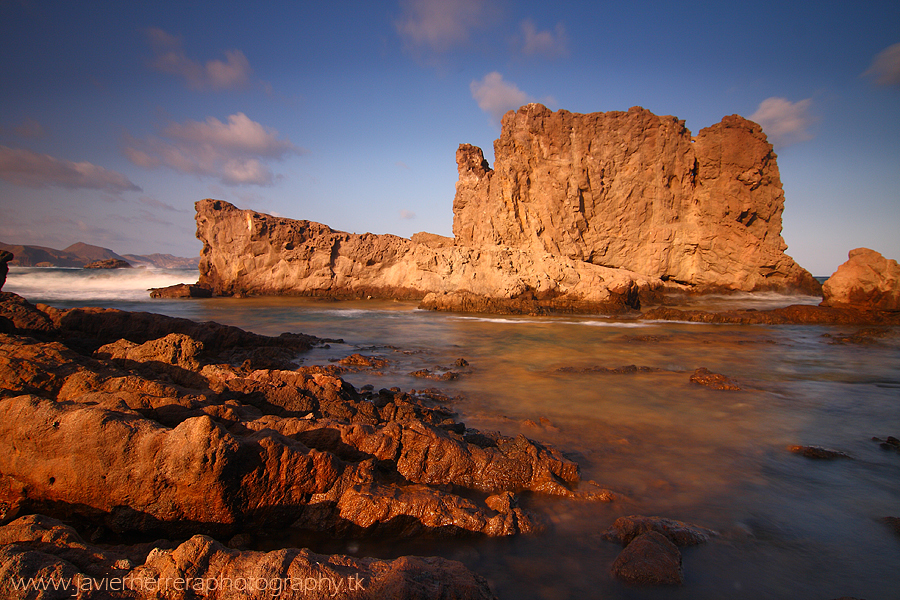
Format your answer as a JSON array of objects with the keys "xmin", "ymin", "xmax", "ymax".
[
  {"xmin": 195, "ymin": 104, "xmax": 820, "ymax": 312},
  {"xmin": 454, "ymin": 104, "xmax": 817, "ymax": 292},
  {"xmin": 821, "ymin": 248, "xmax": 900, "ymax": 310}
]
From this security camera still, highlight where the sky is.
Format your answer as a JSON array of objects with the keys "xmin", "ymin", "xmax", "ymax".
[{"xmin": 0, "ymin": 0, "xmax": 898, "ymax": 276}]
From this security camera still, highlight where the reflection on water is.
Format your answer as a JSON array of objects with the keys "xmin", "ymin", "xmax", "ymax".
[{"xmin": 6, "ymin": 270, "xmax": 900, "ymax": 599}]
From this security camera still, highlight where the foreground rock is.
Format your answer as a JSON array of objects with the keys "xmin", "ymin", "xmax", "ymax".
[
  {"xmin": 0, "ymin": 514, "xmax": 496, "ymax": 600},
  {"xmin": 0, "ymin": 292, "xmax": 589, "ymax": 547},
  {"xmin": 822, "ymin": 248, "xmax": 900, "ymax": 310}
]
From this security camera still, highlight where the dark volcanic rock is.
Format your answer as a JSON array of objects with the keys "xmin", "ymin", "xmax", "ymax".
[
  {"xmin": 883, "ymin": 516, "xmax": 900, "ymax": 537},
  {"xmin": 83, "ymin": 258, "xmax": 132, "ymax": 269},
  {"xmin": 689, "ymin": 367, "xmax": 741, "ymax": 390},
  {"xmin": 610, "ymin": 531, "xmax": 684, "ymax": 586},
  {"xmin": 149, "ymin": 283, "xmax": 212, "ymax": 298},
  {"xmin": 0, "ymin": 249, "xmax": 12, "ymax": 291},
  {"xmin": 787, "ymin": 445, "xmax": 853, "ymax": 460}
]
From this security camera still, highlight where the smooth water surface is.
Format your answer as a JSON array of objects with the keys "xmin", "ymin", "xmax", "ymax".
[{"xmin": 6, "ymin": 268, "xmax": 900, "ymax": 599}]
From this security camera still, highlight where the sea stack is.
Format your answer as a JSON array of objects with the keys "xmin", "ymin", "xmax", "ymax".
[
  {"xmin": 195, "ymin": 105, "xmax": 820, "ymax": 311},
  {"xmin": 454, "ymin": 104, "xmax": 819, "ymax": 293}
]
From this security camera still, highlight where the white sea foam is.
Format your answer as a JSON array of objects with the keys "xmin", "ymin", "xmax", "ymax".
[{"xmin": 4, "ymin": 267, "xmax": 199, "ymax": 302}]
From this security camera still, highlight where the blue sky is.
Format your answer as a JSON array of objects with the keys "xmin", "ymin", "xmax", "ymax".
[{"xmin": 1, "ymin": 0, "xmax": 897, "ymax": 276}]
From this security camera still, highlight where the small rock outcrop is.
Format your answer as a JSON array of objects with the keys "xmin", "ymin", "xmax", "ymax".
[
  {"xmin": 822, "ymin": 248, "xmax": 900, "ymax": 310},
  {"xmin": 83, "ymin": 258, "xmax": 132, "ymax": 269},
  {"xmin": 602, "ymin": 515, "xmax": 717, "ymax": 586},
  {"xmin": 149, "ymin": 283, "xmax": 212, "ymax": 298}
]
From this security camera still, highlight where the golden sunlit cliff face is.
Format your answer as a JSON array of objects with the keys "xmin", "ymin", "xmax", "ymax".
[{"xmin": 453, "ymin": 104, "xmax": 820, "ymax": 294}]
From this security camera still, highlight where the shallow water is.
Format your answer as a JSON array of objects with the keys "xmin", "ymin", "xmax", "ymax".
[{"xmin": 6, "ymin": 268, "xmax": 900, "ymax": 599}]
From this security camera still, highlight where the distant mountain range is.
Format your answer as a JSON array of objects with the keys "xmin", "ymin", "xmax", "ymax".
[{"xmin": 0, "ymin": 241, "xmax": 199, "ymax": 269}]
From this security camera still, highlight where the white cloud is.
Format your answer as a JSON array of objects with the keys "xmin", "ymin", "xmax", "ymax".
[
  {"xmin": 124, "ymin": 113, "xmax": 303, "ymax": 186},
  {"xmin": 750, "ymin": 97, "xmax": 815, "ymax": 148},
  {"xmin": 520, "ymin": 20, "xmax": 568, "ymax": 57},
  {"xmin": 0, "ymin": 145, "xmax": 140, "ymax": 192},
  {"xmin": 864, "ymin": 42, "xmax": 900, "ymax": 86},
  {"xmin": 471, "ymin": 72, "xmax": 531, "ymax": 123},
  {"xmin": 399, "ymin": 210, "xmax": 416, "ymax": 220},
  {"xmin": 146, "ymin": 27, "xmax": 252, "ymax": 90},
  {"xmin": 395, "ymin": 0, "xmax": 488, "ymax": 52}
]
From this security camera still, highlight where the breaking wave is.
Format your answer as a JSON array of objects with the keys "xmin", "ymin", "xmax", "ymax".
[{"xmin": 4, "ymin": 267, "xmax": 199, "ymax": 302}]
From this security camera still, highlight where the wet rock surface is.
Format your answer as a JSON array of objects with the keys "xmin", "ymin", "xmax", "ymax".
[
  {"xmin": 610, "ymin": 531, "xmax": 684, "ymax": 585},
  {"xmin": 603, "ymin": 515, "xmax": 716, "ymax": 587},
  {"xmin": 149, "ymin": 283, "xmax": 213, "ymax": 298},
  {"xmin": 787, "ymin": 445, "xmax": 853, "ymax": 460},
  {"xmin": 689, "ymin": 367, "xmax": 741, "ymax": 390}
]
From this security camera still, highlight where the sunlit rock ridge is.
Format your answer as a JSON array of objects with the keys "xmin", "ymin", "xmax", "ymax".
[{"xmin": 196, "ymin": 104, "xmax": 820, "ymax": 312}]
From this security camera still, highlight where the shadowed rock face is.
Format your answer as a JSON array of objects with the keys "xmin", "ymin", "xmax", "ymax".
[
  {"xmin": 454, "ymin": 104, "xmax": 819, "ymax": 294},
  {"xmin": 0, "ymin": 515, "xmax": 498, "ymax": 600}
]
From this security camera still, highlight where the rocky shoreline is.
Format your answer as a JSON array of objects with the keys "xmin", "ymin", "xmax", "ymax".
[{"xmin": 0, "ymin": 290, "xmax": 626, "ymax": 598}]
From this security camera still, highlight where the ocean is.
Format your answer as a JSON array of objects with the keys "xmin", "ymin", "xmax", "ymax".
[{"xmin": 5, "ymin": 267, "xmax": 900, "ymax": 599}]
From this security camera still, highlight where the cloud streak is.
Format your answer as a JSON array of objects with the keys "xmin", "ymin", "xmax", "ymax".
[
  {"xmin": 864, "ymin": 42, "xmax": 900, "ymax": 86},
  {"xmin": 519, "ymin": 20, "xmax": 568, "ymax": 58},
  {"xmin": 750, "ymin": 97, "xmax": 815, "ymax": 148},
  {"xmin": 146, "ymin": 27, "xmax": 252, "ymax": 90},
  {"xmin": 0, "ymin": 145, "xmax": 140, "ymax": 192},
  {"xmin": 124, "ymin": 113, "xmax": 303, "ymax": 186}
]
